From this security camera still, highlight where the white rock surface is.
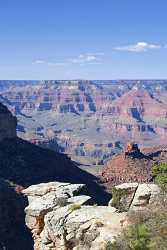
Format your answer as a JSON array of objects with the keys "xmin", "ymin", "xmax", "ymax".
[
  {"xmin": 41, "ymin": 206, "xmax": 126, "ymax": 250},
  {"xmin": 130, "ymin": 183, "xmax": 160, "ymax": 209},
  {"xmin": 22, "ymin": 182, "xmax": 86, "ymax": 203},
  {"xmin": 115, "ymin": 182, "xmax": 138, "ymax": 190},
  {"xmin": 24, "ymin": 181, "xmax": 127, "ymax": 250}
]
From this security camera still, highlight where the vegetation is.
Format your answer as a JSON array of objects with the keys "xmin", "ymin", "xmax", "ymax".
[
  {"xmin": 151, "ymin": 162, "xmax": 167, "ymax": 188},
  {"xmin": 111, "ymin": 187, "xmax": 128, "ymax": 212},
  {"xmin": 108, "ymin": 209, "xmax": 167, "ymax": 250},
  {"xmin": 69, "ymin": 203, "xmax": 81, "ymax": 212}
]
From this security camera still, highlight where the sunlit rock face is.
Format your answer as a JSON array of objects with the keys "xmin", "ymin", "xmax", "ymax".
[
  {"xmin": 0, "ymin": 103, "xmax": 17, "ymax": 141},
  {"xmin": 23, "ymin": 181, "xmax": 126, "ymax": 250}
]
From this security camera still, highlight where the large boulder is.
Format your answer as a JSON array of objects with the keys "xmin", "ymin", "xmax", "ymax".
[
  {"xmin": 22, "ymin": 182, "xmax": 87, "ymax": 203},
  {"xmin": 130, "ymin": 183, "xmax": 161, "ymax": 210}
]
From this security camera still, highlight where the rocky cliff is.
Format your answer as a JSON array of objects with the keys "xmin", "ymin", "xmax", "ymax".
[
  {"xmin": 23, "ymin": 181, "xmax": 160, "ymax": 250},
  {"xmin": 23, "ymin": 182, "xmax": 127, "ymax": 250}
]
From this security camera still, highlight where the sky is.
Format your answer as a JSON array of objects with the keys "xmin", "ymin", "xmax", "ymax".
[{"xmin": 0, "ymin": 0, "xmax": 167, "ymax": 80}]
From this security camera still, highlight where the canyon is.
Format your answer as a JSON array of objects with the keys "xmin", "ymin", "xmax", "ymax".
[
  {"xmin": 1, "ymin": 80, "xmax": 167, "ymax": 166},
  {"xmin": 0, "ymin": 95, "xmax": 166, "ymax": 250}
]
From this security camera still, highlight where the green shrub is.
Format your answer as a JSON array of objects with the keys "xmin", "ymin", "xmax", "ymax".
[
  {"xmin": 111, "ymin": 187, "xmax": 128, "ymax": 211},
  {"xmin": 150, "ymin": 162, "xmax": 167, "ymax": 192},
  {"xmin": 105, "ymin": 241, "xmax": 113, "ymax": 250},
  {"xmin": 150, "ymin": 165, "xmax": 160, "ymax": 178},
  {"xmin": 107, "ymin": 207, "xmax": 167, "ymax": 250},
  {"xmin": 107, "ymin": 224, "xmax": 151, "ymax": 250}
]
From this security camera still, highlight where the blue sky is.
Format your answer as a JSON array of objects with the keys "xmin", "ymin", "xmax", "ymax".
[{"xmin": 0, "ymin": 0, "xmax": 167, "ymax": 79}]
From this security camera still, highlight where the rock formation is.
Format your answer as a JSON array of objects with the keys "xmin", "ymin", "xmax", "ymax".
[
  {"xmin": 101, "ymin": 143, "xmax": 154, "ymax": 184},
  {"xmin": 101, "ymin": 142, "xmax": 167, "ymax": 185},
  {"xmin": 124, "ymin": 142, "xmax": 141, "ymax": 158},
  {"xmin": 108, "ymin": 182, "xmax": 160, "ymax": 211},
  {"xmin": 23, "ymin": 181, "xmax": 161, "ymax": 250},
  {"xmin": 2, "ymin": 80, "xmax": 167, "ymax": 165},
  {"xmin": 23, "ymin": 182, "xmax": 127, "ymax": 250}
]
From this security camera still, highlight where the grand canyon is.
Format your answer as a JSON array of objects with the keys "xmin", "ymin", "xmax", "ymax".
[{"xmin": 1, "ymin": 80, "xmax": 167, "ymax": 167}]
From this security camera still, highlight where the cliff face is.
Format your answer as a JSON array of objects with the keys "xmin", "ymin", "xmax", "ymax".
[
  {"xmin": 23, "ymin": 181, "xmax": 160, "ymax": 250},
  {"xmin": 0, "ymin": 103, "xmax": 17, "ymax": 141}
]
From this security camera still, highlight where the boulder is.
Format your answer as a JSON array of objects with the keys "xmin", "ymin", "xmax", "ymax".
[
  {"xmin": 109, "ymin": 183, "xmax": 138, "ymax": 211},
  {"xmin": 130, "ymin": 183, "xmax": 160, "ymax": 210}
]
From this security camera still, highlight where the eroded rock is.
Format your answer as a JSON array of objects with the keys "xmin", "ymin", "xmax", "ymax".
[
  {"xmin": 130, "ymin": 183, "xmax": 160, "ymax": 209},
  {"xmin": 23, "ymin": 182, "xmax": 126, "ymax": 250}
]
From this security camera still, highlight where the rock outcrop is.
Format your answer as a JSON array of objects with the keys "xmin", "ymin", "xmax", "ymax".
[
  {"xmin": 101, "ymin": 143, "xmax": 155, "ymax": 185},
  {"xmin": 23, "ymin": 181, "xmax": 161, "ymax": 250},
  {"xmin": 124, "ymin": 142, "xmax": 142, "ymax": 158},
  {"xmin": 23, "ymin": 182, "xmax": 127, "ymax": 250},
  {"xmin": 109, "ymin": 182, "xmax": 160, "ymax": 211}
]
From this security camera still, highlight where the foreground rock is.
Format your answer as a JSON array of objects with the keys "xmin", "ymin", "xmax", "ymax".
[
  {"xmin": 23, "ymin": 182, "xmax": 127, "ymax": 250},
  {"xmin": 42, "ymin": 206, "xmax": 126, "ymax": 250}
]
